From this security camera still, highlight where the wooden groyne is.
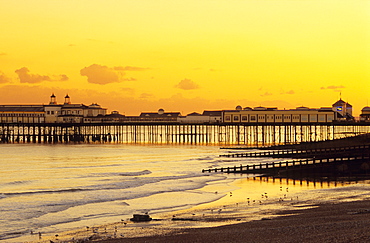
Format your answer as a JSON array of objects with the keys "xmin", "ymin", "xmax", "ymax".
[
  {"xmin": 220, "ymin": 145, "xmax": 370, "ymax": 159},
  {"xmin": 205, "ymin": 134, "xmax": 370, "ymax": 177},
  {"xmin": 202, "ymin": 155, "xmax": 370, "ymax": 176}
]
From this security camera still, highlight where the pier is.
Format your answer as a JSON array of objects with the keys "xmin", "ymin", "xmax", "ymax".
[{"xmin": 0, "ymin": 122, "xmax": 369, "ymax": 145}]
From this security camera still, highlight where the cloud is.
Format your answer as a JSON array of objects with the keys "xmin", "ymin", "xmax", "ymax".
[
  {"xmin": 114, "ymin": 66, "xmax": 149, "ymax": 71},
  {"xmin": 15, "ymin": 67, "xmax": 67, "ymax": 83},
  {"xmin": 0, "ymin": 52, "xmax": 6, "ymax": 56},
  {"xmin": 260, "ymin": 92, "xmax": 273, "ymax": 97},
  {"xmin": 0, "ymin": 72, "xmax": 10, "ymax": 83},
  {"xmin": 80, "ymin": 64, "xmax": 145, "ymax": 84},
  {"xmin": 139, "ymin": 93, "xmax": 154, "ymax": 99},
  {"xmin": 175, "ymin": 78, "xmax": 200, "ymax": 90},
  {"xmin": 59, "ymin": 74, "xmax": 69, "ymax": 81},
  {"xmin": 280, "ymin": 90, "xmax": 295, "ymax": 95},
  {"xmin": 320, "ymin": 85, "xmax": 345, "ymax": 92},
  {"xmin": 320, "ymin": 85, "xmax": 345, "ymax": 90},
  {"xmin": 80, "ymin": 64, "xmax": 121, "ymax": 84},
  {"xmin": 122, "ymin": 77, "xmax": 137, "ymax": 81}
]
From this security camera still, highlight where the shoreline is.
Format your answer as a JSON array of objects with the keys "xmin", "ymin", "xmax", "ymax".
[
  {"xmin": 25, "ymin": 177, "xmax": 370, "ymax": 243},
  {"xmin": 97, "ymin": 199, "xmax": 370, "ymax": 243}
]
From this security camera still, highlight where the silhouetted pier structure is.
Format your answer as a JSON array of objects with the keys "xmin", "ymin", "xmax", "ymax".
[
  {"xmin": 0, "ymin": 122, "xmax": 369, "ymax": 145},
  {"xmin": 220, "ymin": 145, "xmax": 370, "ymax": 159},
  {"xmin": 204, "ymin": 136, "xmax": 370, "ymax": 177},
  {"xmin": 202, "ymin": 155, "xmax": 370, "ymax": 176}
]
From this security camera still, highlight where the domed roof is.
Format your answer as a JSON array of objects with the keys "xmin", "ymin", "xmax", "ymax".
[
  {"xmin": 362, "ymin": 106, "xmax": 370, "ymax": 111},
  {"xmin": 235, "ymin": 105, "xmax": 242, "ymax": 110},
  {"xmin": 296, "ymin": 106, "xmax": 309, "ymax": 110},
  {"xmin": 254, "ymin": 106, "xmax": 267, "ymax": 111},
  {"xmin": 332, "ymin": 99, "xmax": 352, "ymax": 107}
]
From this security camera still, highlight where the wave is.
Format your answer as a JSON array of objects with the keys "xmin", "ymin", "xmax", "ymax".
[
  {"xmin": 2, "ymin": 188, "xmax": 90, "ymax": 197},
  {"xmin": 4, "ymin": 180, "xmax": 30, "ymax": 185},
  {"xmin": 1, "ymin": 172, "xmax": 222, "ymax": 199},
  {"xmin": 119, "ymin": 170, "xmax": 152, "ymax": 176}
]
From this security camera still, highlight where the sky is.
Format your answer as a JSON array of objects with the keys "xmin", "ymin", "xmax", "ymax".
[{"xmin": 0, "ymin": 0, "xmax": 369, "ymax": 116}]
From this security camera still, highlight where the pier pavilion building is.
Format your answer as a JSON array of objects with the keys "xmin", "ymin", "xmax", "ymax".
[
  {"xmin": 0, "ymin": 105, "xmax": 45, "ymax": 123},
  {"xmin": 138, "ymin": 109, "xmax": 181, "ymax": 122},
  {"xmin": 360, "ymin": 107, "xmax": 370, "ymax": 122},
  {"xmin": 45, "ymin": 94, "xmax": 107, "ymax": 123},
  {"xmin": 178, "ymin": 111, "xmax": 223, "ymax": 123},
  {"xmin": 222, "ymin": 106, "xmax": 336, "ymax": 124},
  {"xmin": 332, "ymin": 99, "xmax": 353, "ymax": 120},
  {"xmin": 0, "ymin": 94, "xmax": 107, "ymax": 124}
]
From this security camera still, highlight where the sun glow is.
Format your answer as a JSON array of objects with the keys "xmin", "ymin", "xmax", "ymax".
[{"xmin": 0, "ymin": 0, "xmax": 368, "ymax": 116}]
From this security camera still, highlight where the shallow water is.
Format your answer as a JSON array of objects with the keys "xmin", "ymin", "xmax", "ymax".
[
  {"xmin": 0, "ymin": 144, "xmax": 239, "ymax": 242},
  {"xmin": 1, "ymin": 144, "xmax": 370, "ymax": 242}
]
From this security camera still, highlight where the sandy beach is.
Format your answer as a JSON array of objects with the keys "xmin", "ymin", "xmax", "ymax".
[
  {"xmin": 26, "ymin": 176, "xmax": 370, "ymax": 243},
  {"xmin": 96, "ymin": 199, "xmax": 370, "ymax": 243}
]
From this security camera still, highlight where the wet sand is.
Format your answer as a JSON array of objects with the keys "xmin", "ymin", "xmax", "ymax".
[
  {"xmin": 27, "ymin": 177, "xmax": 370, "ymax": 243},
  {"xmin": 96, "ymin": 199, "xmax": 370, "ymax": 243}
]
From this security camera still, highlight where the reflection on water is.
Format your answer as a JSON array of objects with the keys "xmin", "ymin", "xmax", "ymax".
[{"xmin": 2, "ymin": 143, "xmax": 370, "ymax": 243}]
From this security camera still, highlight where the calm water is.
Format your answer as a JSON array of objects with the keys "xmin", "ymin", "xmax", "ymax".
[
  {"xmin": 0, "ymin": 144, "xmax": 246, "ymax": 241},
  {"xmin": 1, "ymin": 144, "xmax": 370, "ymax": 242}
]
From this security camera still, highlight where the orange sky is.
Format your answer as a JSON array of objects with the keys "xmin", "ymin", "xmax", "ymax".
[{"xmin": 0, "ymin": 0, "xmax": 369, "ymax": 116}]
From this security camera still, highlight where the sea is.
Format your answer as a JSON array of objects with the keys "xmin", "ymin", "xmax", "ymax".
[{"xmin": 1, "ymin": 143, "xmax": 370, "ymax": 242}]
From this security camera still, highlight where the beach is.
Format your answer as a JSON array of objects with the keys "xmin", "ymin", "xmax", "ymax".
[
  {"xmin": 96, "ymin": 199, "xmax": 370, "ymax": 243},
  {"xmin": 28, "ymin": 176, "xmax": 370, "ymax": 243},
  {"xmin": 3, "ymin": 143, "xmax": 370, "ymax": 243}
]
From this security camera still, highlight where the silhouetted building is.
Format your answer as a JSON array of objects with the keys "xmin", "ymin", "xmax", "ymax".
[
  {"xmin": 360, "ymin": 106, "xmax": 370, "ymax": 122},
  {"xmin": 0, "ymin": 105, "xmax": 45, "ymax": 123},
  {"xmin": 139, "ymin": 109, "xmax": 181, "ymax": 122},
  {"xmin": 223, "ymin": 106, "xmax": 336, "ymax": 123},
  {"xmin": 332, "ymin": 99, "xmax": 353, "ymax": 120}
]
